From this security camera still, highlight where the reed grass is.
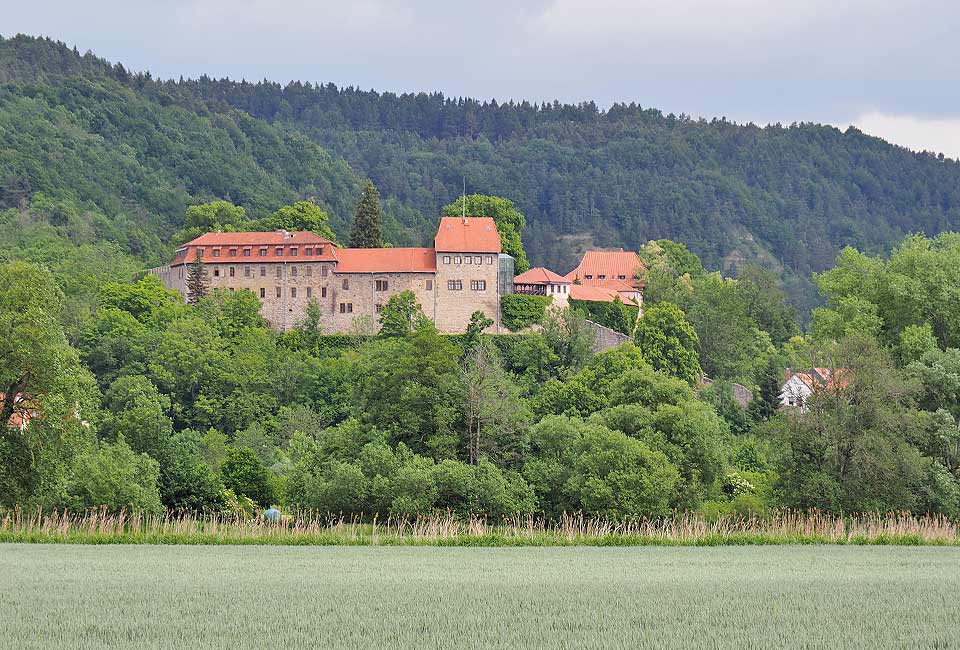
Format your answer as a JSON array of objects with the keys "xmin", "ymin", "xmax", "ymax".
[{"xmin": 1, "ymin": 507, "xmax": 957, "ymax": 545}]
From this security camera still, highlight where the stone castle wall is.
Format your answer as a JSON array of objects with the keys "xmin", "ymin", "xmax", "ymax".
[
  {"xmin": 150, "ymin": 258, "xmax": 502, "ymax": 334},
  {"xmin": 433, "ymin": 251, "xmax": 501, "ymax": 333}
]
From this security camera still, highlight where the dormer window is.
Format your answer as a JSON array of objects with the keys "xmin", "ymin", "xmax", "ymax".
[
  {"xmin": 276, "ymin": 247, "xmax": 283, "ymax": 256},
  {"xmin": 259, "ymin": 248, "xmax": 267, "ymax": 256},
  {"xmin": 229, "ymin": 249, "xmax": 238, "ymax": 257},
  {"xmin": 618, "ymin": 275, "xmax": 626, "ymax": 280},
  {"xmin": 243, "ymin": 248, "xmax": 251, "ymax": 257},
  {"xmin": 585, "ymin": 274, "xmax": 593, "ymax": 280},
  {"xmin": 598, "ymin": 274, "xmax": 606, "ymax": 280},
  {"xmin": 213, "ymin": 249, "xmax": 221, "ymax": 258},
  {"xmin": 306, "ymin": 248, "xmax": 313, "ymax": 256},
  {"xmin": 290, "ymin": 248, "xmax": 298, "ymax": 257}
]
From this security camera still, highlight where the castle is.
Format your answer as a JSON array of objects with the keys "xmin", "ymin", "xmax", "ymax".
[
  {"xmin": 150, "ymin": 217, "xmax": 511, "ymax": 332},
  {"xmin": 148, "ymin": 216, "xmax": 646, "ymax": 334}
]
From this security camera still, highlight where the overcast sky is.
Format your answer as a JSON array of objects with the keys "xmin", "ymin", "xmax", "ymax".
[{"xmin": 5, "ymin": 0, "xmax": 960, "ymax": 158}]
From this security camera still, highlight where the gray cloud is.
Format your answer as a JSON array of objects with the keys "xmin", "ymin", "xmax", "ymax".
[{"xmin": 5, "ymin": 0, "xmax": 960, "ymax": 156}]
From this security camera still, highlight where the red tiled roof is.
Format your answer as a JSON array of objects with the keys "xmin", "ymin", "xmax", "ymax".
[
  {"xmin": 434, "ymin": 217, "xmax": 501, "ymax": 253},
  {"xmin": 1, "ymin": 392, "xmax": 35, "ymax": 430},
  {"xmin": 596, "ymin": 278, "xmax": 638, "ymax": 293},
  {"xmin": 513, "ymin": 267, "xmax": 570, "ymax": 285},
  {"xmin": 336, "ymin": 248, "xmax": 437, "ymax": 273},
  {"xmin": 565, "ymin": 250, "xmax": 647, "ymax": 288},
  {"xmin": 784, "ymin": 368, "xmax": 850, "ymax": 392},
  {"xmin": 570, "ymin": 284, "xmax": 619, "ymax": 303},
  {"xmin": 172, "ymin": 231, "xmax": 338, "ymax": 265}
]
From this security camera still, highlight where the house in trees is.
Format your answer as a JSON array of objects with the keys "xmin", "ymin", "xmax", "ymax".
[
  {"xmin": 780, "ymin": 368, "xmax": 847, "ymax": 412},
  {"xmin": 1, "ymin": 392, "xmax": 36, "ymax": 431},
  {"xmin": 148, "ymin": 216, "xmax": 512, "ymax": 333}
]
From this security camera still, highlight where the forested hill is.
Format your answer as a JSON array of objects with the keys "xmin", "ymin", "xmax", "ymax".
[{"xmin": 3, "ymin": 34, "xmax": 960, "ymax": 310}]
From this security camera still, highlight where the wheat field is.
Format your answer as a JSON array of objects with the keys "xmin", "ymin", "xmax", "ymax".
[{"xmin": 1, "ymin": 544, "xmax": 958, "ymax": 649}]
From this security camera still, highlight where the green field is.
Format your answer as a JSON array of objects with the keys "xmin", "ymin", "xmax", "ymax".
[{"xmin": 1, "ymin": 545, "xmax": 958, "ymax": 649}]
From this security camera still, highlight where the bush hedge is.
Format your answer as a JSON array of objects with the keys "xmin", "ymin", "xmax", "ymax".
[{"xmin": 500, "ymin": 294, "xmax": 552, "ymax": 331}]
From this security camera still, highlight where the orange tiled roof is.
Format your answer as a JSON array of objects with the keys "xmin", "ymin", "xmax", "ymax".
[
  {"xmin": 565, "ymin": 250, "xmax": 647, "ymax": 288},
  {"xmin": 173, "ymin": 231, "xmax": 338, "ymax": 265},
  {"xmin": 570, "ymin": 284, "xmax": 620, "ymax": 303},
  {"xmin": 1, "ymin": 392, "xmax": 35, "ymax": 430},
  {"xmin": 785, "ymin": 368, "xmax": 850, "ymax": 392},
  {"xmin": 336, "ymin": 248, "xmax": 437, "ymax": 273},
  {"xmin": 513, "ymin": 267, "xmax": 570, "ymax": 285},
  {"xmin": 434, "ymin": 217, "xmax": 501, "ymax": 253}
]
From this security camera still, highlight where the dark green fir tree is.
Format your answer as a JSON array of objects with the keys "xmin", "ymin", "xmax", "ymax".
[{"xmin": 349, "ymin": 181, "xmax": 384, "ymax": 248}]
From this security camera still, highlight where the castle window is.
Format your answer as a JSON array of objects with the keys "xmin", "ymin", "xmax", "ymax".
[
  {"xmin": 322, "ymin": 266, "xmax": 328, "ymax": 278},
  {"xmin": 291, "ymin": 266, "xmax": 298, "ymax": 277},
  {"xmin": 291, "ymin": 288, "xmax": 297, "ymax": 298},
  {"xmin": 321, "ymin": 287, "xmax": 327, "ymax": 298},
  {"xmin": 276, "ymin": 267, "xmax": 282, "ymax": 277},
  {"xmin": 307, "ymin": 287, "xmax": 313, "ymax": 298},
  {"xmin": 276, "ymin": 247, "xmax": 283, "ymax": 256},
  {"xmin": 339, "ymin": 303, "xmax": 353, "ymax": 314},
  {"xmin": 465, "ymin": 256, "xmax": 473, "ymax": 264},
  {"xmin": 260, "ymin": 288, "xmax": 265, "ymax": 298},
  {"xmin": 243, "ymin": 249, "xmax": 251, "ymax": 257},
  {"xmin": 306, "ymin": 266, "xmax": 313, "ymax": 277},
  {"xmin": 447, "ymin": 280, "xmax": 463, "ymax": 291},
  {"xmin": 260, "ymin": 267, "xmax": 266, "ymax": 277},
  {"xmin": 485, "ymin": 256, "xmax": 493, "ymax": 264},
  {"xmin": 230, "ymin": 249, "xmax": 237, "ymax": 257},
  {"xmin": 375, "ymin": 304, "xmax": 383, "ymax": 313},
  {"xmin": 375, "ymin": 280, "xmax": 389, "ymax": 292},
  {"xmin": 342, "ymin": 279, "xmax": 349, "ymax": 290},
  {"xmin": 443, "ymin": 256, "xmax": 451, "ymax": 264},
  {"xmin": 426, "ymin": 280, "xmax": 433, "ymax": 290},
  {"xmin": 214, "ymin": 269, "xmax": 220, "ymax": 277},
  {"xmin": 213, "ymin": 249, "xmax": 221, "ymax": 258},
  {"xmin": 454, "ymin": 256, "xmax": 462, "ymax": 264},
  {"xmin": 276, "ymin": 287, "xmax": 281, "ymax": 298},
  {"xmin": 229, "ymin": 267, "xmax": 235, "ymax": 277},
  {"xmin": 476, "ymin": 257, "xmax": 482, "ymax": 266},
  {"xmin": 259, "ymin": 248, "xmax": 267, "ymax": 257},
  {"xmin": 471, "ymin": 280, "xmax": 487, "ymax": 291},
  {"xmin": 244, "ymin": 267, "xmax": 251, "ymax": 278},
  {"xmin": 291, "ymin": 248, "xmax": 298, "ymax": 257}
]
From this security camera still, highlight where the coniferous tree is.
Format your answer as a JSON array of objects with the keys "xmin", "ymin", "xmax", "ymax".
[
  {"xmin": 349, "ymin": 181, "xmax": 384, "ymax": 248},
  {"xmin": 185, "ymin": 251, "xmax": 209, "ymax": 305}
]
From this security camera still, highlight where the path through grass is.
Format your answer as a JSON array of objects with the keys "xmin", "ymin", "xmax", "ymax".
[{"xmin": 1, "ymin": 545, "xmax": 958, "ymax": 649}]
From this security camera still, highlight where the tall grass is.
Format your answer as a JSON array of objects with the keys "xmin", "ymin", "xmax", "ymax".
[{"xmin": 1, "ymin": 507, "xmax": 957, "ymax": 545}]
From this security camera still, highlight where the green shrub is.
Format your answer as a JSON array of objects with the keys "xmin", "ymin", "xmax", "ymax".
[
  {"xmin": 500, "ymin": 294, "xmax": 552, "ymax": 331},
  {"xmin": 569, "ymin": 297, "xmax": 638, "ymax": 335}
]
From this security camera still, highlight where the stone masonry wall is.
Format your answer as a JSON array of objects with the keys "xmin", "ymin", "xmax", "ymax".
[{"xmin": 433, "ymin": 251, "xmax": 501, "ymax": 333}]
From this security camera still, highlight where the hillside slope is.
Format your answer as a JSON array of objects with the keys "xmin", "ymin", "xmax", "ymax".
[{"xmin": 3, "ymin": 34, "xmax": 960, "ymax": 310}]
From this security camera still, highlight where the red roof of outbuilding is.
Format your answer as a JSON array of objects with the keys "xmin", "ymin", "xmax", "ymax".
[
  {"xmin": 513, "ymin": 267, "xmax": 570, "ymax": 285},
  {"xmin": 570, "ymin": 284, "xmax": 620, "ymax": 303},
  {"xmin": 336, "ymin": 248, "xmax": 437, "ymax": 273},
  {"xmin": 434, "ymin": 217, "xmax": 501, "ymax": 253},
  {"xmin": 565, "ymin": 250, "xmax": 646, "ymax": 287}
]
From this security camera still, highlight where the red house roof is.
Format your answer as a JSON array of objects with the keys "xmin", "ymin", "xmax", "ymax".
[
  {"xmin": 513, "ymin": 267, "xmax": 570, "ymax": 285},
  {"xmin": 570, "ymin": 284, "xmax": 620, "ymax": 303},
  {"xmin": 336, "ymin": 248, "xmax": 437, "ymax": 273},
  {"xmin": 172, "ymin": 231, "xmax": 338, "ymax": 265},
  {"xmin": 565, "ymin": 250, "xmax": 646, "ymax": 288},
  {"xmin": 434, "ymin": 217, "xmax": 501, "ymax": 253}
]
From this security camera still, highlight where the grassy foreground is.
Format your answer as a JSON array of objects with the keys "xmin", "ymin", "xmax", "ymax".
[
  {"xmin": 2, "ymin": 508, "xmax": 959, "ymax": 545},
  {"xmin": 1, "ymin": 544, "xmax": 958, "ymax": 649}
]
